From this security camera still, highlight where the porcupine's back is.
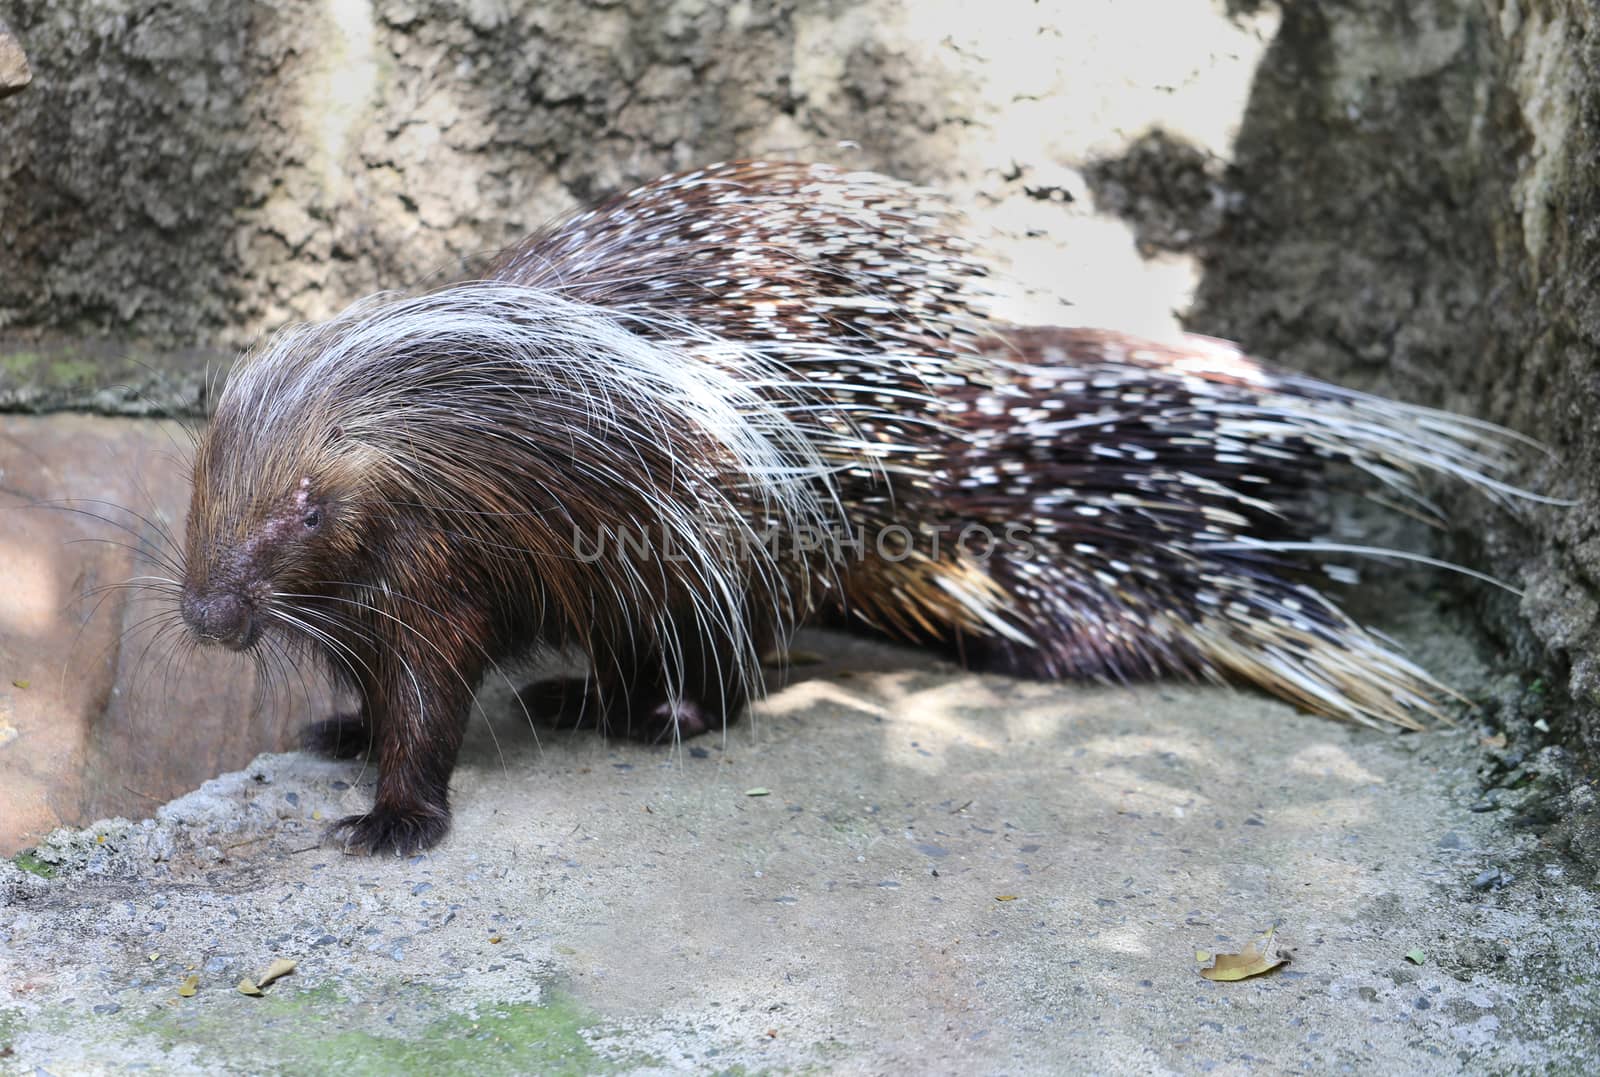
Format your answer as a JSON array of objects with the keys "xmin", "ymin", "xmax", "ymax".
[
  {"xmin": 489, "ymin": 162, "xmax": 1023, "ymax": 645},
  {"xmin": 491, "ymin": 161, "xmax": 1538, "ymax": 727}
]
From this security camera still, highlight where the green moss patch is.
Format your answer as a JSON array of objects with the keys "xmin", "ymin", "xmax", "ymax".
[
  {"xmin": 0, "ymin": 351, "xmax": 100, "ymax": 384},
  {"xmin": 10, "ymin": 851, "xmax": 55, "ymax": 878},
  {"xmin": 123, "ymin": 981, "xmax": 647, "ymax": 1076}
]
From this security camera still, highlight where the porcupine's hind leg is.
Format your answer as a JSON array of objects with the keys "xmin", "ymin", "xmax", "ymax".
[
  {"xmin": 302, "ymin": 712, "xmax": 373, "ymax": 759},
  {"xmin": 519, "ymin": 655, "xmax": 753, "ymax": 744},
  {"xmin": 520, "ymin": 607, "xmax": 774, "ymax": 743},
  {"xmin": 520, "ymin": 670, "xmax": 733, "ymax": 744}
]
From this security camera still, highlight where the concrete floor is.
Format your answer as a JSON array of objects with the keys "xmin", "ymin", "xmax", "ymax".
[{"xmin": 3, "ymin": 631, "xmax": 1598, "ymax": 1075}]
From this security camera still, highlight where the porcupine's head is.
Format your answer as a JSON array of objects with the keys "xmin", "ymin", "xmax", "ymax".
[
  {"xmin": 179, "ymin": 282, "xmax": 839, "ymax": 693},
  {"xmin": 180, "ymin": 314, "xmax": 390, "ymax": 653}
]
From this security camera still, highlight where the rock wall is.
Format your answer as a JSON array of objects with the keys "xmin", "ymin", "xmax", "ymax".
[
  {"xmin": 0, "ymin": 0, "xmax": 1278, "ymax": 390},
  {"xmin": 0, "ymin": 0, "xmax": 1597, "ymax": 848},
  {"xmin": 1143, "ymin": 0, "xmax": 1600, "ymax": 762}
]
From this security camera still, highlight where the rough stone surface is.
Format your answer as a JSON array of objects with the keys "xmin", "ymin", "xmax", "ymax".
[
  {"xmin": 2, "ymin": 636, "xmax": 1597, "ymax": 1072},
  {"xmin": 1082, "ymin": 0, "xmax": 1600, "ymax": 762},
  {"xmin": 0, "ymin": 415, "xmax": 311, "ymax": 853},
  {"xmin": 0, "ymin": 0, "xmax": 1275, "ymax": 357}
]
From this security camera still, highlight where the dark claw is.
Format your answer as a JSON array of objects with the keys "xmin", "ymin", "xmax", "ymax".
[
  {"xmin": 326, "ymin": 807, "xmax": 450, "ymax": 856},
  {"xmin": 302, "ymin": 713, "xmax": 373, "ymax": 759}
]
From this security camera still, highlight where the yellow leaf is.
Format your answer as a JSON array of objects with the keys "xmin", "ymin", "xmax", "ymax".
[
  {"xmin": 1198, "ymin": 929, "xmax": 1289, "ymax": 982},
  {"xmin": 177, "ymin": 974, "xmax": 199, "ymax": 998},
  {"xmin": 11, "ymin": 680, "xmax": 28, "ymax": 690},
  {"xmin": 237, "ymin": 979, "xmax": 263, "ymax": 996},
  {"xmin": 995, "ymin": 895, "xmax": 1018, "ymax": 902},
  {"xmin": 256, "ymin": 959, "xmax": 297, "ymax": 988}
]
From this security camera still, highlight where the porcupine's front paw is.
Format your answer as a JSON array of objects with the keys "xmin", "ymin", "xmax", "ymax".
[
  {"xmin": 301, "ymin": 713, "xmax": 373, "ymax": 759},
  {"xmin": 327, "ymin": 804, "xmax": 450, "ymax": 856}
]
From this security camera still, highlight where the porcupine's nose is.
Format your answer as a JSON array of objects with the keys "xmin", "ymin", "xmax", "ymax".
[{"xmin": 180, "ymin": 587, "xmax": 257, "ymax": 650}]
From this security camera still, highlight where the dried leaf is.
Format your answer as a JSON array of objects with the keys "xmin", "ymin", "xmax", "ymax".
[
  {"xmin": 1198, "ymin": 929, "xmax": 1289, "ymax": 982},
  {"xmin": 995, "ymin": 895, "xmax": 1018, "ymax": 902},
  {"xmin": 256, "ymin": 959, "xmax": 297, "ymax": 987},
  {"xmin": 744, "ymin": 788, "xmax": 770, "ymax": 797},
  {"xmin": 177, "ymin": 974, "xmax": 199, "ymax": 998},
  {"xmin": 237, "ymin": 979, "xmax": 263, "ymax": 996},
  {"xmin": 11, "ymin": 680, "xmax": 28, "ymax": 690}
]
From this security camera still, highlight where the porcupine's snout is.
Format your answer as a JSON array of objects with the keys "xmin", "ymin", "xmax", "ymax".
[{"xmin": 180, "ymin": 585, "xmax": 259, "ymax": 651}]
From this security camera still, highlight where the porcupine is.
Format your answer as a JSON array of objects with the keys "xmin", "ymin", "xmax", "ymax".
[{"xmin": 176, "ymin": 161, "xmax": 1538, "ymax": 855}]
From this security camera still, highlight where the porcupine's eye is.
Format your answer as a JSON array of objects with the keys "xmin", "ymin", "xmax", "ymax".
[{"xmin": 302, "ymin": 510, "xmax": 322, "ymax": 532}]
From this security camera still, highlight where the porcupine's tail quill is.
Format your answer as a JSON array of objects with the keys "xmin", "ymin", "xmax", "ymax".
[{"xmin": 932, "ymin": 327, "xmax": 1551, "ymax": 728}]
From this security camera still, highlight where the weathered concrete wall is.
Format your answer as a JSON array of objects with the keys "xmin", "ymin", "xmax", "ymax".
[
  {"xmin": 0, "ymin": 0, "xmax": 1277, "ymax": 386},
  {"xmin": 1087, "ymin": 0, "xmax": 1600, "ymax": 762},
  {"xmin": 1, "ymin": 0, "xmax": 1597, "ymax": 848}
]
